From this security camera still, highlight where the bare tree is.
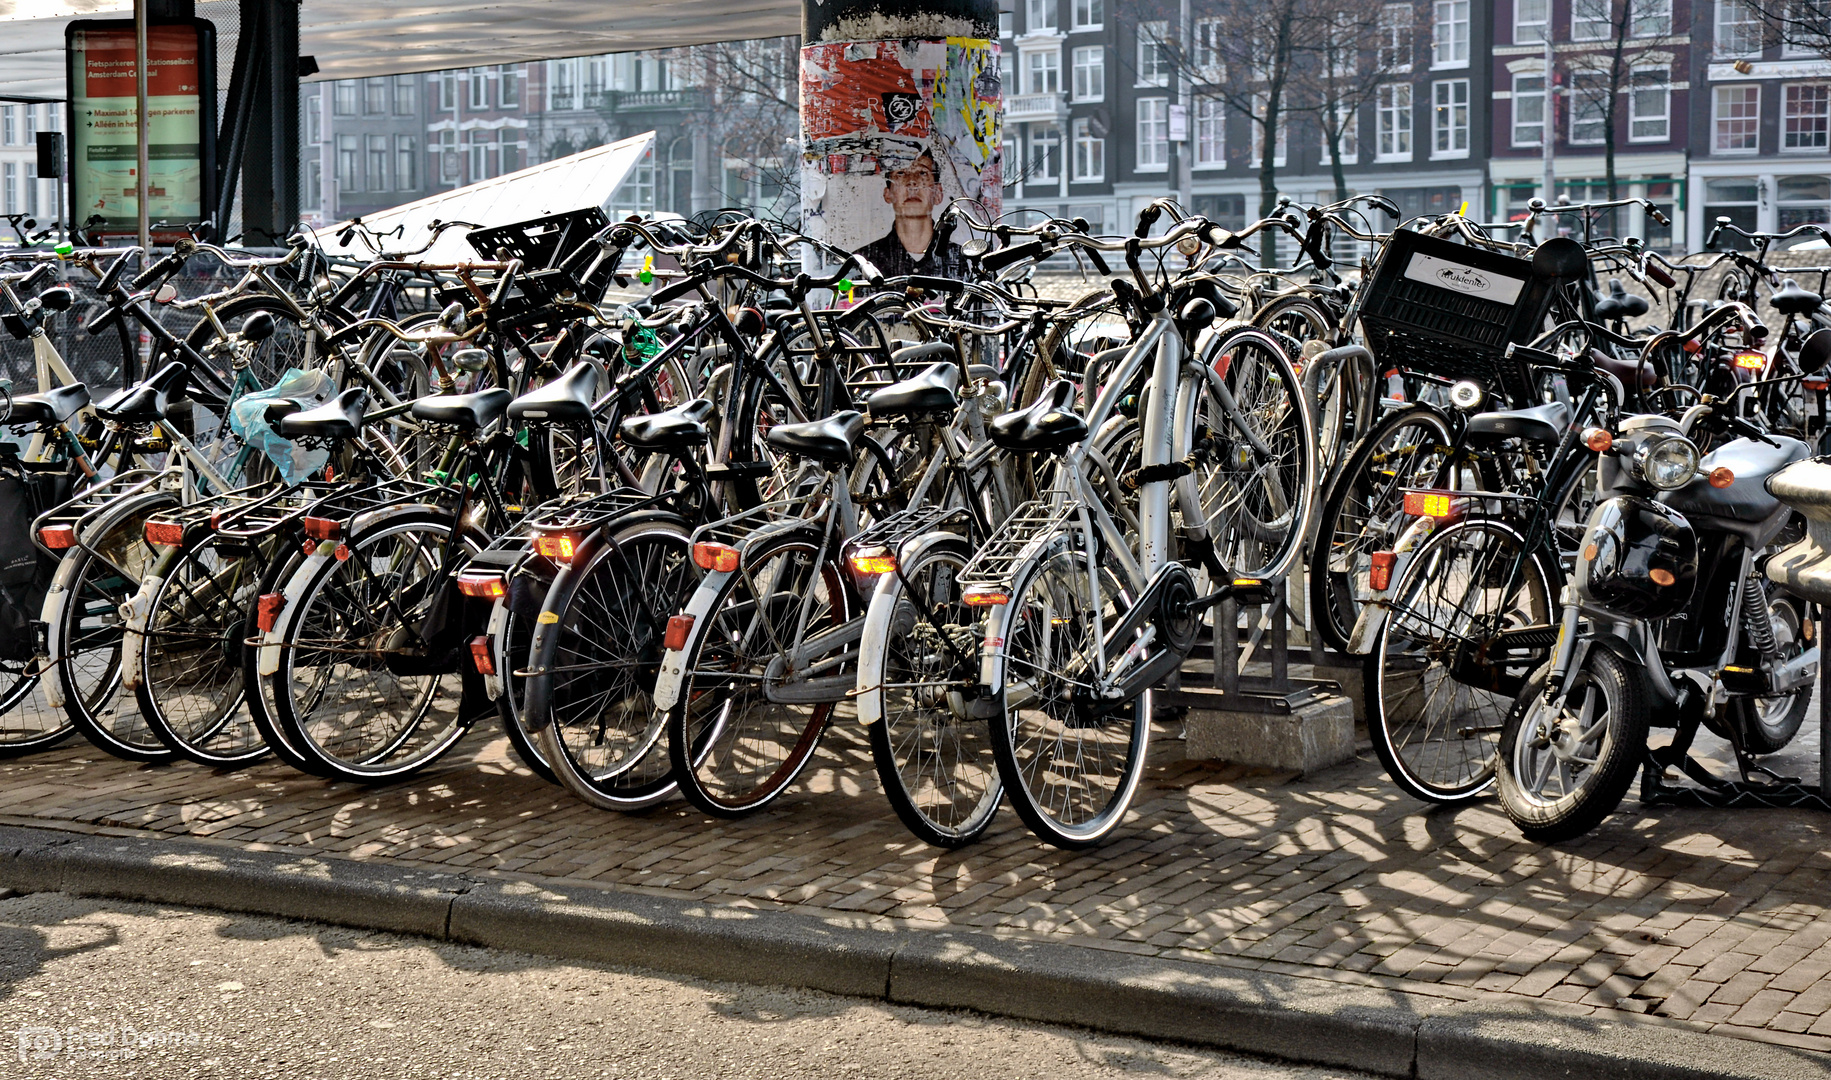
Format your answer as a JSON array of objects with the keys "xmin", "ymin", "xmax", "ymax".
[
  {"xmin": 1561, "ymin": 0, "xmax": 1688, "ymax": 215},
  {"xmin": 1298, "ymin": 1, "xmax": 1420, "ymax": 203},
  {"xmin": 1738, "ymin": 0, "xmax": 1831, "ymax": 60}
]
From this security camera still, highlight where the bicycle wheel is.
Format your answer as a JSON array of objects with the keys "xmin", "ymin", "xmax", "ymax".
[
  {"xmin": 52, "ymin": 502, "xmax": 175, "ymax": 762},
  {"xmin": 1307, "ymin": 404, "xmax": 1455, "ymax": 655},
  {"xmin": 268, "ymin": 514, "xmax": 474, "ymax": 781},
  {"xmin": 1367, "ymin": 518, "xmax": 1555, "ymax": 804},
  {"xmin": 529, "ymin": 518, "xmax": 696, "ymax": 811},
  {"xmin": 489, "ymin": 567, "xmax": 557, "ymax": 783},
  {"xmin": 1192, "ymin": 326, "xmax": 1316, "ymax": 581},
  {"xmin": 0, "ymin": 649, "xmax": 72, "ymax": 755},
  {"xmin": 182, "ymin": 295, "xmax": 318, "ymax": 394},
  {"xmin": 133, "ymin": 532, "xmax": 278, "ymax": 766},
  {"xmin": 990, "ymin": 538, "xmax": 1150, "ymax": 849},
  {"xmin": 665, "ymin": 531, "xmax": 852, "ymax": 817},
  {"xmin": 861, "ymin": 538, "xmax": 1001, "ymax": 848}
]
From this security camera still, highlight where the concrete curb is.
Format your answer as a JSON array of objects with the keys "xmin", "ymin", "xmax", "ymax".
[{"xmin": 0, "ymin": 823, "xmax": 1824, "ymax": 1080}]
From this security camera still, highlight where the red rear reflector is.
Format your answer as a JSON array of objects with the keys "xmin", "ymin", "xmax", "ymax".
[
  {"xmin": 692, "ymin": 542, "xmax": 741, "ymax": 572},
  {"xmin": 534, "ymin": 533, "xmax": 577, "ymax": 561},
  {"xmin": 1402, "ymin": 490, "xmax": 1464, "ymax": 520},
  {"xmin": 256, "ymin": 593, "xmax": 286, "ymax": 632},
  {"xmin": 469, "ymin": 636, "xmax": 495, "ymax": 676},
  {"xmin": 144, "ymin": 520, "xmax": 184, "ymax": 547},
  {"xmin": 302, "ymin": 516, "xmax": 340, "ymax": 540},
  {"xmin": 1807, "ymin": 377, "xmax": 1828, "ymax": 392},
  {"xmin": 1734, "ymin": 350, "xmax": 1766, "ymax": 371},
  {"xmin": 457, "ymin": 573, "xmax": 508, "ymax": 598},
  {"xmin": 664, "ymin": 614, "xmax": 695, "ymax": 651},
  {"xmin": 1369, "ymin": 551, "xmax": 1397, "ymax": 591},
  {"xmin": 38, "ymin": 524, "xmax": 75, "ymax": 550}
]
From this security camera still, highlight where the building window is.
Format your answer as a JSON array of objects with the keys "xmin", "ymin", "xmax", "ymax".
[
  {"xmin": 2, "ymin": 163, "xmax": 14, "ymax": 214},
  {"xmin": 1377, "ymin": 83, "xmax": 1412, "ymax": 160},
  {"xmin": 1072, "ymin": 0, "xmax": 1101, "ymax": 30},
  {"xmin": 439, "ymin": 73, "xmax": 457, "ymax": 112},
  {"xmin": 1072, "ymin": 117, "xmax": 1104, "ymax": 180},
  {"xmin": 1194, "ymin": 17, "xmax": 1225, "ymax": 81},
  {"xmin": 1250, "ymin": 93, "xmax": 1288, "ymax": 166},
  {"xmin": 1715, "ymin": 85, "xmax": 1762, "ymax": 153},
  {"xmin": 1514, "ymin": 0, "xmax": 1547, "ymax": 44},
  {"xmin": 1072, "ymin": 47, "xmax": 1104, "ymax": 101},
  {"xmin": 1779, "ymin": 176, "xmax": 1831, "ymax": 229},
  {"xmin": 1026, "ymin": 0, "xmax": 1057, "ymax": 33},
  {"xmin": 1196, "ymin": 97, "xmax": 1226, "ymax": 166},
  {"xmin": 1030, "ymin": 126, "xmax": 1060, "ymax": 181},
  {"xmin": 1137, "ymin": 97, "xmax": 1169, "ymax": 170},
  {"xmin": 396, "ymin": 135, "xmax": 418, "ymax": 189},
  {"xmin": 366, "ymin": 134, "xmax": 388, "ymax": 191},
  {"xmin": 303, "ymin": 159, "xmax": 321, "ymax": 210},
  {"xmin": 1512, "ymin": 73, "xmax": 1546, "ymax": 146},
  {"xmin": 1633, "ymin": 0, "xmax": 1672, "ymax": 37},
  {"xmin": 1000, "ymin": 10, "xmax": 1013, "ymax": 37},
  {"xmin": 333, "ymin": 80, "xmax": 357, "ymax": 116},
  {"xmin": 1630, "ymin": 67, "xmax": 1671, "ymax": 141},
  {"xmin": 336, "ymin": 134, "xmax": 359, "ymax": 191},
  {"xmin": 1570, "ymin": 85, "xmax": 1608, "ymax": 144},
  {"xmin": 499, "ymin": 66, "xmax": 520, "ymax": 109},
  {"xmin": 1432, "ymin": 79, "xmax": 1469, "ymax": 156},
  {"xmin": 393, "ymin": 75, "xmax": 416, "ymax": 116},
  {"xmin": 1380, "ymin": 5, "xmax": 1414, "ymax": 73},
  {"xmin": 363, "ymin": 77, "xmax": 387, "ymax": 115},
  {"xmin": 1323, "ymin": 99, "xmax": 1359, "ymax": 161},
  {"xmin": 439, "ymin": 129, "xmax": 459, "ymax": 181},
  {"xmin": 1704, "ymin": 177, "xmax": 1760, "ymax": 241},
  {"xmin": 1003, "ymin": 138, "xmax": 1017, "ymax": 187},
  {"xmin": 551, "ymin": 60, "xmax": 577, "ymax": 111},
  {"xmin": 305, "ymin": 100, "xmax": 320, "ymax": 145},
  {"xmin": 1785, "ymin": 84, "xmax": 1831, "ymax": 150},
  {"xmin": 470, "ymin": 130, "xmax": 494, "ymax": 180},
  {"xmin": 1026, "ymin": 50, "xmax": 1061, "ymax": 94},
  {"xmin": 1570, "ymin": 0, "xmax": 1611, "ymax": 42},
  {"xmin": 1, "ymin": 106, "xmax": 15, "ymax": 146},
  {"xmin": 1715, "ymin": 2, "xmax": 1763, "ymax": 58},
  {"xmin": 1137, "ymin": 21, "xmax": 1170, "ymax": 87},
  {"xmin": 1432, "ymin": 0, "xmax": 1468, "ymax": 67},
  {"xmin": 468, "ymin": 68, "xmax": 490, "ymax": 111}
]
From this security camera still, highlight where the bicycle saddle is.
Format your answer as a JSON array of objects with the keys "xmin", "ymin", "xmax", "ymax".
[
  {"xmin": 278, "ymin": 386, "xmax": 368, "ymax": 442},
  {"xmin": 1591, "ymin": 347, "xmax": 1657, "ymax": 389},
  {"xmin": 988, "ymin": 378, "xmax": 1087, "ymax": 453},
  {"xmin": 868, "ymin": 361, "xmax": 960, "ymax": 417},
  {"xmin": 1773, "ymin": 278, "xmax": 1824, "ymax": 317},
  {"xmin": 5, "ymin": 382, "xmax": 88, "ymax": 426},
  {"xmin": 1593, "ymin": 279, "xmax": 1649, "ymax": 322},
  {"xmin": 765, "ymin": 409, "xmax": 866, "ymax": 465},
  {"xmin": 1463, "ymin": 401, "xmax": 1571, "ymax": 444},
  {"xmin": 94, "ymin": 361, "xmax": 188, "ymax": 424},
  {"xmin": 508, "ymin": 361, "xmax": 597, "ymax": 425},
  {"xmin": 889, "ymin": 340, "xmax": 957, "ymax": 370},
  {"xmin": 620, "ymin": 397, "xmax": 715, "ymax": 451},
  {"xmin": 410, "ymin": 387, "xmax": 512, "ymax": 431}
]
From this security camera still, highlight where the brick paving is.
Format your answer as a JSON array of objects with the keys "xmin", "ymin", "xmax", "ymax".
[{"xmin": 4, "ymin": 707, "xmax": 1831, "ymax": 1054}]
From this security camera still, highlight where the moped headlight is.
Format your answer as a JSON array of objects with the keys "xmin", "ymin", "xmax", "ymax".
[{"xmin": 1633, "ymin": 434, "xmax": 1698, "ymax": 490}]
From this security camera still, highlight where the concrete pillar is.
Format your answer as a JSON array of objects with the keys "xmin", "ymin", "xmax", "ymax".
[{"xmin": 799, "ymin": 0, "xmax": 1002, "ymax": 277}]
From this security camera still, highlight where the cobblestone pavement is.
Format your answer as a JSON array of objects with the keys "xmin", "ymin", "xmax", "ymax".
[{"xmin": 3, "ymin": 705, "xmax": 1831, "ymax": 1056}]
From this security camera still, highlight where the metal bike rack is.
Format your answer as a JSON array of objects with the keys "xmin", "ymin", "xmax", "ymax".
[{"xmin": 1158, "ymin": 578, "xmax": 1336, "ymax": 716}]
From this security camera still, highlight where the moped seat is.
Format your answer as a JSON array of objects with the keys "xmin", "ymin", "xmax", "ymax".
[
  {"xmin": 1464, "ymin": 401, "xmax": 1571, "ymax": 444},
  {"xmin": 5, "ymin": 383, "xmax": 89, "ymax": 426},
  {"xmin": 765, "ymin": 410, "xmax": 865, "ymax": 465},
  {"xmin": 508, "ymin": 362, "xmax": 598, "ymax": 424},
  {"xmin": 621, "ymin": 398, "xmax": 715, "ymax": 451},
  {"xmin": 988, "ymin": 379, "xmax": 1088, "ymax": 453}
]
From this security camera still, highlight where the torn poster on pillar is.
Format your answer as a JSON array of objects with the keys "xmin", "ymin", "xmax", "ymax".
[{"xmin": 800, "ymin": 37, "xmax": 1001, "ymax": 279}]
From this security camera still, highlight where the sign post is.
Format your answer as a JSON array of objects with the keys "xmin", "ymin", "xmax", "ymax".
[{"xmin": 35, "ymin": 132, "xmax": 65, "ymax": 242}]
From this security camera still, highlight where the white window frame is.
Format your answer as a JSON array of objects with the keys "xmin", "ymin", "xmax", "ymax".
[
  {"xmin": 1072, "ymin": 0, "xmax": 1102, "ymax": 31},
  {"xmin": 1570, "ymin": 84, "xmax": 1608, "ymax": 145},
  {"xmin": 1194, "ymin": 17, "xmax": 1225, "ymax": 81},
  {"xmin": 1029, "ymin": 125, "xmax": 1062, "ymax": 181},
  {"xmin": 1633, "ymin": 0, "xmax": 1672, "ymax": 38},
  {"xmin": 1784, "ymin": 82, "xmax": 1831, "ymax": 151},
  {"xmin": 1512, "ymin": 73, "xmax": 1546, "ymax": 147},
  {"xmin": 1431, "ymin": 78, "xmax": 1470, "ymax": 158},
  {"xmin": 1376, "ymin": 82, "xmax": 1412, "ymax": 161},
  {"xmin": 1514, "ymin": 0, "xmax": 1548, "ymax": 44},
  {"xmin": 1250, "ymin": 92, "xmax": 1288, "ymax": 167},
  {"xmin": 1432, "ymin": 0, "xmax": 1469, "ymax": 69},
  {"xmin": 1137, "ymin": 21, "xmax": 1170, "ymax": 87},
  {"xmin": 1570, "ymin": 0, "xmax": 1612, "ymax": 43},
  {"xmin": 1629, "ymin": 66, "xmax": 1671, "ymax": 142},
  {"xmin": 366, "ymin": 133, "xmax": 389, "ymax": 190},
  {"xmin": 1027, "ymin": 0, "xmax": 1057, "ymax": 33},
  {"xmin": 336, "ymin": 133, "xmax": 360, "ymax": 191},
  {"xmin": 468, "ymin": 67, "xmax": 491, "ymax": 111},
  {"xmin": 1072, "ymin": 117, "xmax": 1104, "ymax": 181},
  {"xmin": 1137, "ymin": 96, "xmax": 1169, "ymax": 171},
  {"xmin": 1026, "ymin": 49, "xmax": 1062, "ymax": 95},
  {"xmin": 396, "ymin": 134, "xmax": 418, "ymax": 190},
  {"xmin": 1715, "ymin": 85, "xmax": 1762, "ymax": 153},
  {"xmin": 1, "ymin": 106, "xmax": 14, "ymax": 146},
  {"xmin": 1380, "ymin": 5, "xmax": 1414, "ymax": 73},
  {"xmin": 1072, "ymin": 46, "xmax": 1105, "ymax": 102},
  {"xmin": 1196, "ymin": 97, "xmax": 1226, "ymax": 167},
  {"xmin": 393, "ymin": 75, "xmax": 416, "ymax": 116},
  {"xmin": 1715, "ymin": 2, "xmax": 1763, "ymax": 59},
  {"xmin": 549, "ymin": 59, "xmax": 577, "ymax": 111}
]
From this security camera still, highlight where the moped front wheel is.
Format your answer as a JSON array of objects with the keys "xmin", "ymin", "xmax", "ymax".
[{"xmin": 1497, "ymin": 652, "xmax": 1649, "ymax": 843}]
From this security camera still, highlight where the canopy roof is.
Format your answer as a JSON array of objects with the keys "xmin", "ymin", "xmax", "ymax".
[{"xmin": 0, "ymin": 0, "xmax": 801, "ymax": 100}]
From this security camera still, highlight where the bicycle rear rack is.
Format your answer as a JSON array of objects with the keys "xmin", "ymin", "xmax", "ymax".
[
  {"xmin": 690, "ymin": 491, "xmax": 825, "ymax": 552},
  {"xmin": 31, "ymin": 466, "xmax": 176, "ymax": 555},
  {"xmin": 522, "ymin": 487, "xmax": 667, "ymax": 537},
  {"xmin": 842, "ymin": 503, "xmax": 972, "ymax": 562},
  {"xmin": 956, "ymin": 498, "xmax": 1080, "ymax": 592}
]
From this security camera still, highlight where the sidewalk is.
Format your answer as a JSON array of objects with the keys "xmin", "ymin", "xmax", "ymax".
[{"xmin": 1, "ymin": 716, "xmax": 1829, "ymax": 1077}]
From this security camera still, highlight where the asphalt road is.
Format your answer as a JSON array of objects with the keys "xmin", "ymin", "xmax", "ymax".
[{"xmin": 0, "ymin": 891, "xmax": 1380, "ymax": 1080}]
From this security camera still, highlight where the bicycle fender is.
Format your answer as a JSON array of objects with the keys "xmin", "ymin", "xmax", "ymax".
[
  {"xmin": 856, "ymin": 531, "xmax": 972, "ymax": 727},
  {"xmin": 1344, "ymin": 515, "xmax": 1442, "ymax": 655},
  {"xmin": 37, "ymin": 570, "xmax": 72, "ymax": 709},
  {"xmin": 258, "ymin": 545, "xmax": 336, "ymax": 678},
  {"xmin": 651, "ymin": 568, "xmax": 736, "ymax": 713},
  {"xmin": 482, "ymin": 596, "xmax": 510, "ymax": 701},
  {"xmin": 117, "ymin": 573, "xmax": 162, "ymax": 691}
]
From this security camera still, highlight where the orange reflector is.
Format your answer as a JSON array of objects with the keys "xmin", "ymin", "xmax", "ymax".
[
  {"xmin": 457, "ymin": 572, "xmax": 508, "ymax": 598},
  {"xmin": 664, "ymin": 613, "xmax": 695, "ymax": 651},
  {"xmin": 38, "ymin": 524, "xmax": 75, "ymax": 550},
  {"xmin": 302, "ymin": 516, "xmax": 340, "ymax": 541},
  {"xmin": 333, "ymin": 543, "xmax": 351, "ymax": 562},
  {"xmin": 1402, "ymin": 490, "xmax": 1464, "ymax": 520},
  {"xmin": 144, "ymin": 520, "xmax": 184, "ymax": 547},
  {"xmin": 1650, "ymin": 568, "xmax": 1677, "ymax": 587},
  {"xmin": 469, "ymin": 636, "xmax": 495, "ymax": 676},
  {"xmin": 256, "ymin": 593, "xmax": 286, "ymax": 632},
  {"xmin": 1583, "ymin": 543, "xmax": 1599, "ymax": 561},
  {"xmin": 535, "ymin": 533, "xmax": 578, "ymax": 561},
  {"xmin": 1709, "ymin": 467, "xmax": 1735, "ymax": 489},
  {"xmin": 1683, "ymin": 338, "xmax": 1702, "ymax": 354},
  {"xmin": 1733, "ymin": 350, "xmax": 1766, "ymax": 371},
  {"xmin": 692, "ymin": 542, "xmax": 741, "ymax": 573},
  {"xmin": 1583, "ymin": 427, "xmax": 1613, "ymax": 453},
  {"xmin": 1807, "ymin": 377, "xmax": 1828, "ymax": 392},
  {"xmin": 1369, "ymin": 551, "xmax": 1397, "ymax": 591},
  {"xmin": 848, "ymin": 546, "xmax": 897, "ymax": 576},
  {"xmin": 962, "ymin": 586, "xmax": 1010, "ymax": 606}
]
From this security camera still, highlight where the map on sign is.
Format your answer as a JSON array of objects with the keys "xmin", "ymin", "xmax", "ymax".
[{"xmin": 66, "ymin": 20, "xmax": 216, "ymax": 231}]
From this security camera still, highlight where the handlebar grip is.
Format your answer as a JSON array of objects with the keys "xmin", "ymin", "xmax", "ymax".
[
  {"xmin": 1650, "ymin": 209, "xmax": 1671, "ymax": 226},
  {"xmin": 17, "ymin": 262, "xmax": 55, "ymax": 294},
  {"xmin": 85, "ymin": 305, "xmax": 120, "ymax": 335},
  {"xmin": 131, "ymin": 251, "xmax": 185, "ymax": 290},
  {"xmin": 95, "ymin": 250, "xmax": 135, "ymax": 296},
  {"xmin": 982, "ymin": 241, "xmax": 1045, "ymax": 272},
  {"xmin": 1085, "ymin": 248, "xmax": 1112, "ymax": 276},
  {"xmin": 1135, "ymin": 205, "xmax": 1161, "ymax": 239},
  {"xmin": 1646, "ymin": 263, "xmax": 1676, "ymax": 289},
  {"xmin": 651, "ymin": 276, "xmax": 701, "ymax": 306}
]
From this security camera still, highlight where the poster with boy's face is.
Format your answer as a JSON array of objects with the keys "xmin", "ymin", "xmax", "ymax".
[{"xmin": 800, "ymin": 38, "xmax": 1001, "ymax": 279}]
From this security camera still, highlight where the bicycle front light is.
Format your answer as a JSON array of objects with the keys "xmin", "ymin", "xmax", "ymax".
[{"xmin": 1632, "ymin": 434, "xmax": 1698, "ymax": 491}]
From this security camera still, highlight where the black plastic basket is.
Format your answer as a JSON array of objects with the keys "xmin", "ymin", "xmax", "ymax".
[
  {"xmin": 445, "ymin": 208, "xmax": 617, "ymax": 329},
  {"xmin": 1357, "ymin": 229, "xmax": 1556, "ymax": 405}
]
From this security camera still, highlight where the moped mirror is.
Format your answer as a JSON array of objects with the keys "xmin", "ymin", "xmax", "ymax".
[{"xmin": 1800, "ymin": 326, "xmax": 1831, "ymax": 375}]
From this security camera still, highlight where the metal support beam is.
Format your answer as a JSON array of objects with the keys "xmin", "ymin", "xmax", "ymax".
[{"xmin": 239, "ymin": 0, "xmax": 300, "ymax": 242}]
